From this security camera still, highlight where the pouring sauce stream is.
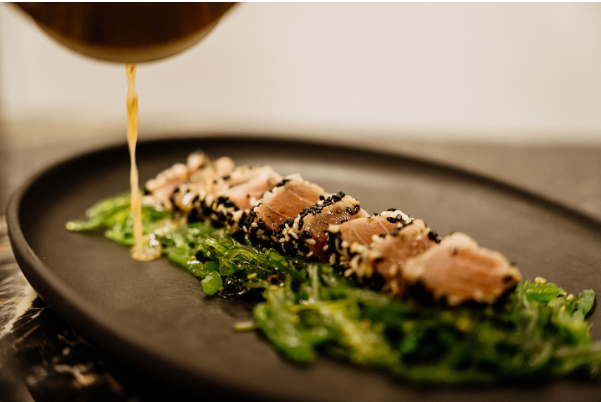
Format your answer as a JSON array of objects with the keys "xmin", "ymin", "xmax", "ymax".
[{"xmin": 126, "ymin": 64, "xmax": 161, "ymax": 261}]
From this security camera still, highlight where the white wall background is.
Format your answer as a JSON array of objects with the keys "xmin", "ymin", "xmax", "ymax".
[{"xmin": 1, "ymin": 3, "xmax": 601, "ymax": 144}]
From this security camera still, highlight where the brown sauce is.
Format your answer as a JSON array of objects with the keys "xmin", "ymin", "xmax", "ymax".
[{"xmin": 126, "ymin": 64, "xmax": 161, "ymax": 261}]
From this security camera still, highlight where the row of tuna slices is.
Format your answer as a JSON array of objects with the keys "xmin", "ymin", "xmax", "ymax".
[
  {"xmin": 146, "ymin": 151, "xmax": 282, "ymax": 234},
  {"xmin": 145, "ymin": 152, "xmax": 522, "ymax": 306},
  {"xmin": 329, "ymin": 216, "xmax": 522, "ymax": 306}
]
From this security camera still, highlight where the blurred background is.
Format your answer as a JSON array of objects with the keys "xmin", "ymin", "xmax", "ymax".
[
  {"xmin": 1, "ymin": 2, "xmax": 601, "ymax": 214},
  {"xmin": 2, "ymin": 2, "xmax": 601, "ymax": 146}
]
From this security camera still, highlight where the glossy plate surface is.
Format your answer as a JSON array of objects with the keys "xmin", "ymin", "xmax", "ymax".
[{"xmin": 7, "ymin": 137, "xmax": 601, "ymax": 402}]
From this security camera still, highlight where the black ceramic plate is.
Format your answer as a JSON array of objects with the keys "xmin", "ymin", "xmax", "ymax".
[{"xmin": 7, "ymin": 137, "xmax": 601, "ymax": 402}]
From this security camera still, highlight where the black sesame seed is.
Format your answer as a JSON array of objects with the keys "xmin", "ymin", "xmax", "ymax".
[{"xmin": 428, "ymin": 230, "xmax": 441, "ymax": 243}]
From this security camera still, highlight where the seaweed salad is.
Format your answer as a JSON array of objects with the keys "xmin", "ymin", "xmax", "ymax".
[{"xmin": 67, "ymin": 190, "xmax": 601, "ymax": 385}]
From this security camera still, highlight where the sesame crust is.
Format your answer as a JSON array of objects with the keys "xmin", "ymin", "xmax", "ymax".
[
  {"xmin": 327, "ymin": 209, "xmax": 413, "ymax": 268},
  {"xmin": 279, "ymin": 192, "xmax": 368, "ymax": 261}
]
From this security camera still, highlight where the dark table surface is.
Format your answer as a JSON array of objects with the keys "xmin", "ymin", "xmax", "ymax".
[{"xmin": 2, "ymin": 119, "xmax": 601, "ymax": 401}]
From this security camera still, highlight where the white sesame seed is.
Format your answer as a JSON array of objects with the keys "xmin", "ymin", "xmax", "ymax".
[
  {"xmin": 369, "ymin": 251, "xmax": 383, "ymax": 260},
  {"xmin": 328, "ymin": 224, "xmax": 340, "ymax": 233}
]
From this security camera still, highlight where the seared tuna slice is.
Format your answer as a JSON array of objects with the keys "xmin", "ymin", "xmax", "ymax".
[
  {"xmin": 202, "ymin": 166, "xmax": 282, "ymax": 233},
  {"xmin": 327, "ymin": 209, "xmax": 413, "ymax": 267},
  {"xmin": 189, "ymin": 156, "xmax": 235, "ymax": 185},
  {"xmin": 402, "ymin": 232, "xmax": 522, "ymax": 306},
  {"xmin": 171, "ymin": 156, "xmax": 236, "ymax": 219},
  {"xmin": 279, "ymin": 192, "xmax": 369, "ymax": 262},
  {"xmin": 244, "ymin": 174, "xmax": 326, "ymax": 248},
  {"xmin": 349, "ymin": 219, "xmax": 438, "ymax": 294},
  {"xmin": 145, "ymin": 151, "xmax": 210, "ymax": 208}
]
